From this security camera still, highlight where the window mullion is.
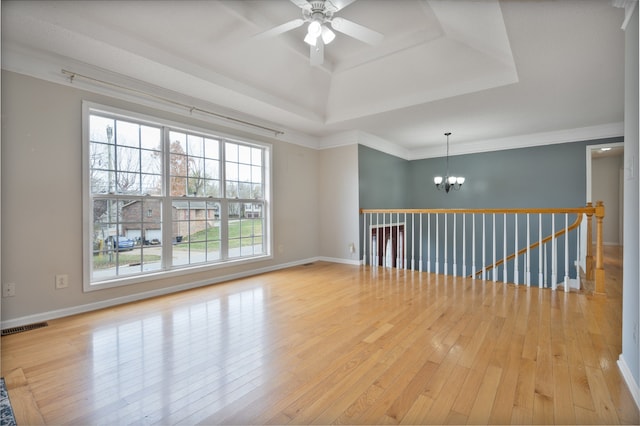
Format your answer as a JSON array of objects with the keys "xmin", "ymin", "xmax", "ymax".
[{"xmin": 161, "ymin": 127, "xmax": 173, "ymax": 270}]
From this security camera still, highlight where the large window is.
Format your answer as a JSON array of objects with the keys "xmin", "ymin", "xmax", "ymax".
[{"xmin": 84, "ymin": 103, "xmax": 271, "ymax": 290}]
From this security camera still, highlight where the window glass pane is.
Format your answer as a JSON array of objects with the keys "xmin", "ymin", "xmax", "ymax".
[
  {"xmin": 170, "ymin": 132, "xmax": 187, "ymax": 154},
  {"xmin": 172, "ymin": 201, "xmax": 221, "ymax": 267},
  {"xmin": 228, "ymin": 202, "xmax": 264, "ymax": 259},
  {"xmin": 90, "ymin": 142, "xmax": 113, "ymax": 171},
  {"xmin": 251, "ymin": 166, "xmax": 262, "ymax": 184},
  {"xmin": 238, "ymin": 182, "xmax": 251, "ymax": 199},
  {"xmin": 91, "ymin": 170, "xmax": 111, "ymax": 194},
  {"xmin": 141, "ymin": 150, "xmax": 161, "ymax": 175},
  {"xmin": 117, "ymin": 146, "xmax": 140, "ymax": 173},
  {"xmin": 251, "ymin": 147, "xmax": 262, "ymax": 166},
  {"xmin": 239, "ymin": 164, "xmax": 251, "ymax": 182},
  {"xmin": 117, "ymin": 172, "xmax": 140, "ymax": 194},
  {"xmin": 226, "ymin": 181, "xmax": 238, "ymax": 199},
  {"xmin": 226, "ymin": 142, "xmax": 238, "ymax": 163},
  {"xmin": 141, "ymin": 174, "xmax": 162, "ymax": 196},
  {"xmin": 226, "ymin": 162, "xmax": 238, "ymax": 181},
  {"xmin": 140, "ymin": 126, "xmax": 161, "ymax": 151},
  {"xmin": 90, "ymin": 197, "xmax": 162, "ymax": 281},
  {"xmin": 204, "ymin": 138, "xmax": 220, "ymax": 159},
  {"xmin": 238, "ymin": 145, "xmax": 251, "ymax": 164},
  {"xmin": 90, "ymin": 116, "xmax": 115, "ymax": 143},
  {"xmin": 116, "ymin": 121, "xmax": 140, "ymax": 148},
  {"xmin": 171, "ymin": 154, "xmax": 188, "ymax": 178},
  {"xmin": 187, "ymin": 134, "xmax": 204, "ymax": 157},
  {"xmin": 203, "ymin": 179, "xmax": 220, "ymax": 197},
  {"xmin": 170, "ymin": 176, "xmax": 187, "ymax": 197}
]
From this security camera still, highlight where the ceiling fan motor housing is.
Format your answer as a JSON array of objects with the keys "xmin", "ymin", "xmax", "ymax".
[{"xmin": 307, "ymin": 0, "xmax": 333, "ymax": 22}]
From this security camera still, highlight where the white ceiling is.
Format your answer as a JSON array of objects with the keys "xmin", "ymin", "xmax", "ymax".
[{"xmin": 1, "ymin": 0, "xmax": 627, "ymax": 159}]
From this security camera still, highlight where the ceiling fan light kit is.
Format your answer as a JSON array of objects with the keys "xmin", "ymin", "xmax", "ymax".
[{"xmin": 255, "ymin": 0, "xmax": 384, "ymax": 66}]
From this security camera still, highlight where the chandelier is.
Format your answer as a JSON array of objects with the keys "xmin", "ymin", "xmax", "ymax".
[{"xmin": 434, "ymin": 132, "xmax": 465, "ymax": 193}]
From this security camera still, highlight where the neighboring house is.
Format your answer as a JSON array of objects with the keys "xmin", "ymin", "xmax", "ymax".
[{"xmin": 121, "ymin": 200, "xmax": 219, "ymax": 243}]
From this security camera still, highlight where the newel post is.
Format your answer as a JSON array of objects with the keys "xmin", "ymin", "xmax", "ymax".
[
  {"xmin": 585, "ymin": 202, "xmax": 594, "ymax": 281},
  {"xmin": 594, "ymin": 201, "xmax": 605, "ymax": 294}
]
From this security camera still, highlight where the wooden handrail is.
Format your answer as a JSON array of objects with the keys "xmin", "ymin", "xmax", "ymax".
[
  {"xmin": 468, "ymin": 214, "xmax": 583, "ymax": 278},
  {"xmin": 360, "ymin": 207, "xmax": 596, "ymax": 215}
]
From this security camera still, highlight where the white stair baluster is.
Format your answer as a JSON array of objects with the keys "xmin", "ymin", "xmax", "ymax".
[
  {"xmin": 396, "ymin": 213, "xmax": 401, "ymax": 269},
  {"xmin": 526, "ymin": 213, "xmax": 531, "ymax": 286},
  {"xmin": 539, "ymin": 214, "xmax": 544, "ymax": 287},
  {"xmin": 435, "ymin": 214, "xmax": 440, "ymax": 274},
  {"xmin": 564, "ymin": 213, "xmax": 570, "ymax": 290},
  {"xmin": 552, "ymin": 214, "xmax": 557, "ymax": 290},
  {"xmin": 503, "ymin": 213, "xmax": 507, "ymax": 284},
  {"xmin": 544, "ymin": 243, "xmax": 548, "ymax": 288},
  {"xmin": 575, "ymin": 218, "xmax": 581, "ymax": 290},
  {"xmin": 453, "ymin": 213, "xmax": 457, "ymax": 277},
  {"xmin": 482, "ymin": 214, "xmax": 486, "ymax": 280},
  {"xmin": 514, "ymin": 214, "xmax": 519, "ymax": 285},
  {"xmin": 363, "ymin": 212, "xmax": 367, "ymax": 265},
  {"xmin": 419, "ymin": 214, "xmax": 423, "ymax": 272},
  {"xmin": 444, "ymin": 213, "xmax": 448, "ymax": 276},
  {"xmin": 382, "ymin": 213, "xmax": 387, "ymax": 268},
  {"xmin": 411, "ymin": 213, "xmax": 414, "ymax": 270},
  {"xmin": 427, "ymin": 213, "xmax": 431, "ymax": 273},
  {"xmin": 462, "ymin": 214, "xmax": 467, "ymax": 277},
  {"xmin": 492, "ymin": 213, "xmax": 497, "ymax": 282},
  {"xmin": 472, "ymin": 214, "xmax": 477, "ymax": 279}
]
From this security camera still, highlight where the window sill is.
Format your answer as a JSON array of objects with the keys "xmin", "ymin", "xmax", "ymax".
[{"xmin": 84, "ymin": 254, "xmax": 273, "ymax": 292}]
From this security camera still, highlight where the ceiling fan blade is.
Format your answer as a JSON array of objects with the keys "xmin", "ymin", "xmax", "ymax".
[
  {"xmin": 330, "ymin": 17, "xmax": 383, "ymax": 45},
  {"xmin": 254, "ymin": 18, "xmax": 305, "ymax": 40},
  {"xmin": 310, "ymin": 40, "xmax": 324, "ymax": 66},
  {"xmin": 289, "ymin": 0, "xmax": 311, "ymax": 10},
  {"xmin": 326, "ymin": 0, "xmax": 358, "ymax": 12}
]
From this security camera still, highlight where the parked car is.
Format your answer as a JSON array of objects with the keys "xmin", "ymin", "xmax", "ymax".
[{"xmin": 115, "ymin": 236, "xmax": 135, "ymax": 251}]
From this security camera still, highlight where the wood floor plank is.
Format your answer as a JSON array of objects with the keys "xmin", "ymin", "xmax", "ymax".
[{"xmin": 1, "ymin": 246, "xmax": 637, "ymax": 425}]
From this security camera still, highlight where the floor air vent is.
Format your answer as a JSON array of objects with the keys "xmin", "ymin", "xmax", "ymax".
[{"xmin": 2, "ymin": 322, "xmax": 48, "ymax": 336}]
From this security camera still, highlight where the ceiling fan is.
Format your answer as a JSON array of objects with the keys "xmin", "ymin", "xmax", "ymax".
[{"xmin": 255, "ymin": 0, "xmax": 384, "ymax": 66}]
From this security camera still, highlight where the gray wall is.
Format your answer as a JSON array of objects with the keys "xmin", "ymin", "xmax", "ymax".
[
  {"xmin": 592, "ymin": 154, "xmax": 624, "ymax": 245},
  {"xmin": 621, "ymin": 4, "xmax": 639, "ymax": 401},
  {"xmin": 1, "ymin": 71, "xmax": 322, "ymax": 324}
]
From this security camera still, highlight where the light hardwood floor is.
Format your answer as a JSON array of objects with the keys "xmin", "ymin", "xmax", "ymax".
[{"xmin": 2, "ymin": 246, "xmax": 639, "ymax": 425}]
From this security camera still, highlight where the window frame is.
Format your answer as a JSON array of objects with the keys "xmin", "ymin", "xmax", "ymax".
[{"xmin": 82, "ymin": 101, "xmax": 272, "ymax": 292}]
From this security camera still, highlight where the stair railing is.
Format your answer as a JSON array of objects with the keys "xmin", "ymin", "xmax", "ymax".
[{"xmin": 359, "ymin": 202, "xmax": 605, "ymax": 293}]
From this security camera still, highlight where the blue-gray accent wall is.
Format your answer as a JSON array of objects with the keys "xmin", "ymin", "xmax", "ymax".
[
  {"xmin": 360, "ymin": 137, "xmax": 621, "ymax": 211},
  {"xmin": 358, "ymin": 144, "xmax": 409, "ymax": 209},
  {"xmin": 408, "ymin": 138, "xmax": 623, "ymax": 208}
]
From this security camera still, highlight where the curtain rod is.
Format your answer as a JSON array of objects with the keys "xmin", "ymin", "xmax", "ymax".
[{"xmin": 61, "ymin": 69, "xmax": 285, "ymax": 137}]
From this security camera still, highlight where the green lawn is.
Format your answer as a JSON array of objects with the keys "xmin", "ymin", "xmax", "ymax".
[
  {"xmin": 93, "ymin": 219, "xmax": 263, "ymax": 270},
  {"xmin": 176, "ymin": 218, "xmax": 263, "ymax": 251}
]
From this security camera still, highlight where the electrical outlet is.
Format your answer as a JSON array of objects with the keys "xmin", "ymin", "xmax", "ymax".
[
  {"xmin": 55, "ymin": 274, "xmax": 69, "ymax": 289},
  {"xmin": 2, "ymin": 283, "xmax": 16, "ymax": 297}
]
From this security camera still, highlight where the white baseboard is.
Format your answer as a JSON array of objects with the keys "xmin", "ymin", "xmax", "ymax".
[
  {"xmin": 316, "ymin": 256, "xmax": 361, "ymax": 266},
  {"xmin": 618, "ymin": 354, "xmax": 640, "ymax": 410},
  {"xmin": 1, "ymin": 257, "xmax": 332, "ymax": 330}
]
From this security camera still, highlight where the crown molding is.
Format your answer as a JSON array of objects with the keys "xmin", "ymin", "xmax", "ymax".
[{"xmin": 407, "ymin": 122, "xmax": 625, "ymax": 160}]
